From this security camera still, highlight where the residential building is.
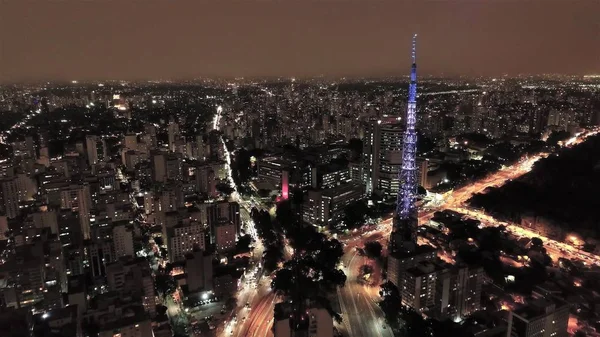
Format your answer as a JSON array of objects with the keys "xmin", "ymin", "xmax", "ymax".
[{"xmin": 506, "ymin": 294, "xmax": 569, "ymax": 337}]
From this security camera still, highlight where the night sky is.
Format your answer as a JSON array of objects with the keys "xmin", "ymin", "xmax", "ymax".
[{"xmin": 1, "ymin": 1, "xmax": 599, "ymax": 82}]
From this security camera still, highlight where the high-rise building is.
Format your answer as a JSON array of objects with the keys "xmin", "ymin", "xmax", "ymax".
[
  {"xmin": 89, "ymin": 240, "xmax": 114, "ymax": 278},
  {"xmin": 436, "ymin": 264, "xmax": 483, "ymax": 320},
  {"xmin": 32, "ymin": 208, "xmax": 58, "ymax": 234},
  {"xmin": 214, "ymin": 219, "xmax": 237, "ymax": 253},
  {"xmin": 362, "ymin": 117, "xmax": 404, "ymax": 198},
  {"xmin": 506, "ymin": 293, "xmax": 569, "ymax": 337},
  {"xmin": 168, "ymin": 119, "xmax": 180, "ymax": 152},
  {"xmin": 195, "ymin": 164, "xmax": 217, "ymax": 198},
  {"xmin": 123, "ymin": 133, "xmax": 138, "ymax": 151},
  {"xmin": 302, "ymin": 182, "xmax": 365, "ymax": 226},
  {"xmin": 152, "ymin": 152, "xmax": 167, "ymax": 182},
  {"xmin": 401, "ymin": 261, "xmax": 445, "ymax": 312},
  {"xmin": 166, "ymin": 222, "xmax": 206, "ymax": 262},
  {"xmin": 207, "ymin": 201, "xmax": 240, "ymax": 237},
  {"xmin": 186, "ymin": 250, "xmax": 213, "ymax": 294},
  {"xmin": 194, "ymin": 135, "xmax": 208, "ymax": 161},
  {"xmin": 0, "ymin": 177, "xmax": 20, "ymax": 219},
  {"xmin": 60, "ymin": 184, "xmax": 92, "ymax": 240},
  {"xmin": 310, "ymin": 163, "xmax": 351, "ymax": 190},
  {"xmin": 85, "ymin": 135, "xmax": 107, "ymax": 166},
  {"xmin": 0, "ymin": 215, "xmax": 8, "ymax": 240},
  {"xmin": 113, "ymin": 223, "xmax": 135, "ymax": 259},
  {"xmin": 165, "ymin": 154, "xmax": 183, "ymax": 181}
]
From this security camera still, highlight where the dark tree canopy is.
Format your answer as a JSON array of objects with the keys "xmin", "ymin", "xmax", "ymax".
[{"xmin": 363, "ymin": 241, "xmax": 383, "ymax": 259}]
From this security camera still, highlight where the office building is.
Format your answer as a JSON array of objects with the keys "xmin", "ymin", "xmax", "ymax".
[
  {"xmin": 302, "ymin": 182, "xmax": 365, "ymax": 226},
  {"xmin": 362, "ymin": 117, "xmax": 404, "ymax": 198},
  {"xmin": 310, "ymin": 163, "xmax": 351, "ymax": 189}
]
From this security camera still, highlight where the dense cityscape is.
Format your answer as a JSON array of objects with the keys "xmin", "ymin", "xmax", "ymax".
[{"xmin": 2, "ymin": 2, "xmax": 600, "ymax": 337}]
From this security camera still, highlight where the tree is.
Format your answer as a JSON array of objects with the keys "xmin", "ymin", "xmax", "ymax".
[
  {"xmin": 343, "ymin": 200, "xmax": 370, "ymax": 229},
  {"xmin": 531, "ymin": 237, "xmax": 543, "ymax": 248},
  {"xmin": 379, "ymin": 281, "xmax": 402, "ymax": 330},
  {"xmin": 235, "ymin": 234, "xmax": 253, "ymax": 253},
  {"xmin": 364, "ymin": 241, "xmax": 383, "ymax": 259},
  {"xmin": 275, "ymin": 199, "xmax": 296, "ymax": 231},
  {"xmin": 156, "ymin": 305, "xmax": 168, "ymax": 316},
  {"xmin": 348, "ymin": 138, "xmax": 363, "ymax": 157},
  {"xmin": 272, "ymin": 268, "xmax": 295, "ymax": 296},
  {"xmin": 216, "ymin": 182, "xmax": 234, "ymax": 196},
  {"xmin": 360, "ymin": 264, "xmax": 374, "ymax": 276},
  {"xmin": 546, "ymin": 130, "xmax": 570, "ymax": 146},
  {"xmin": 263, "ymin": 245, "xmax": 284, "ymax": 273},
  {"xmin": 155, "ymin": 274, "xmax": 177, "ymax": 297}
]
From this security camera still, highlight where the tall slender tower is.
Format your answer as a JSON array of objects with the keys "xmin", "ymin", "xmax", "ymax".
[{"xmin": 391, "ymin": 34, "xmax": 419, "ymax": 254}]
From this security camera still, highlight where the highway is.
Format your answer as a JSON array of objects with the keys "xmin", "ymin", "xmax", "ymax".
[{"xmin": 337, "ymin": 231, "xmax": 393, "ymax": 337}]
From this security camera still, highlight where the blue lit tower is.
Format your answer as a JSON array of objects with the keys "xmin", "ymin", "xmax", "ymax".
[{"xmin": 391, "ymin": 34, "xmax": 419, "ymax": 254}]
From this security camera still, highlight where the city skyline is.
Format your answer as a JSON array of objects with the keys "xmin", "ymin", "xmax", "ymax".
[{"xmin": 1, "ymin": 1, "xmax": 600, "ymax": 83}]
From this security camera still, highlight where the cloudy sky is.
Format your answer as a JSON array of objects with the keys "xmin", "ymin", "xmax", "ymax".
[{"xmin": 1, "ymin": 0, "xmax": 599, "ymax": 82}]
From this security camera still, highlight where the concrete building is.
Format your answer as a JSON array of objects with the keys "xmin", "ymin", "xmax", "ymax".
[
  {"xmin": 105, "ymin": 258, "xmax": 156, "ymax": 318},
  {"xmin": 0, "ymin": 177, "xmax": 19, "ymax": 219},
  {"xmin": 166, "ymin": 222, "xmax": 206, "ymax": 262},
  {"xmin": 112, "ymin": 224, "xmax": 134, "ymax": 259},
  {"xmin": 310, "ymin": 163, "xmax": 351, "ymax": 190},
  {"xmin": 85, "ymin": 135, "xmax": 107, "ymax": 166},
  {"xmin": 0, "ymin": 215, "xmax": 8, "ymax": 240},
  {"xmin": 195, "ymin": 164, "xmax": 217, "ymax": 198},
  {"xmin": 96, "ymin": 306, "xmax": 153, "ymax": 337},
  {"xmin": 302, "ymin": 182, "xmax": 365, "ymax": 226},
  {"xmin": 401, "ymin": 261, "xmax": 445, "ymax": 313},
  {"xmin": 361, "ymin": 118, "xmax": 430, "ymax": 198},
  {"xmin": 152, "ymin": 152, "xmax": 167, "ymax": 182},
  {"xmin": 362, "ymin": 118, "xmax": 404, "ymax": 198},
  {"xmin": 436, "ymin": 264, "xmax": 483, "ymax": 321},
  {"xmin": 207, "ymin": 201, "xmax": 240, "ymax": 238},
  {"xmin": 387, "ymin": 245, "xmax": 436, "ymax": 289},
  {"xmin": 506, "ymin": 294, "xmax": 569, "ymax": 337},
  {"xmin": 214, "ymin": 219, "xmax": 237, "ymax": 253},
  {"xmin": 32, "ymin": 208, "xmax": 59, "ymax": 234},
  {"xmin": 274, "ymin": 305, "xmax": 334, "ymax": 337},
  {"xmin": 15, "ymin": 173, "xmax": 36, "ymax": 201},
  {"xmin": 60, "ymin": 184, "xmax": 92, "ymax": 240},
  {"xmin": 185, "ymin": 250, "xmax": 213, "ymax": 294},
  {"xmin": 168, "ymin": 120, "xmax": 180, "ymax": 152}
]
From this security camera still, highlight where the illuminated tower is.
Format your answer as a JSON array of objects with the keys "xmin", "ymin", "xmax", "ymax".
[{"xmin": 391, "ymin": 34, "xmax": 419, "ymax": 253}]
